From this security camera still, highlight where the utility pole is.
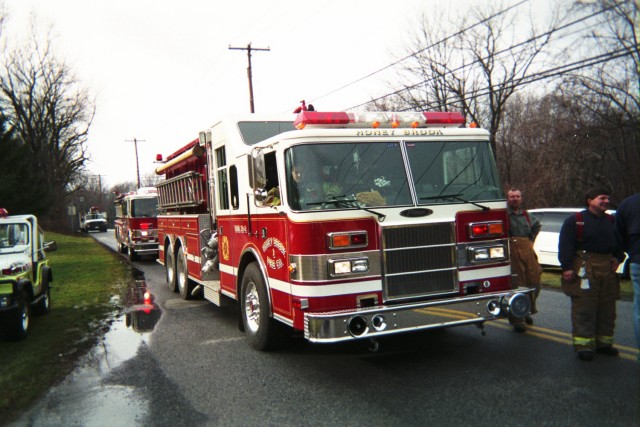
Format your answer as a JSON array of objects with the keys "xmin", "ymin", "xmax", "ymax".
[
  {"xmin": 125, "ymin": 137, "xmax": 146, "ymax": 188},
  {"xmin": 229, "ymin": 43, "xmax": 270, "ymax": 113},
  {"xmin": 90, "ymin": 174, "xmax": 104, "ymax": 208}
]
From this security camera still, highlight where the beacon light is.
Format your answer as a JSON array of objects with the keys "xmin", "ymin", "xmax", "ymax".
[
  {"xmin": 294, "ymin": 111, "xmax": 465, "ymax": 129},
  {"xmin": 422, "ymin": 112, "xmax": 465, "ymax": 125}
]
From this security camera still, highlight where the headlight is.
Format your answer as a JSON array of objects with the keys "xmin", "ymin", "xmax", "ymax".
[
  {"xmin": 467, "ymin": 245, "xmax": 506, "ymax": 263},
  {"xmin": 328, "ymin": 258, "xmax": 369, "ymax": 277}
]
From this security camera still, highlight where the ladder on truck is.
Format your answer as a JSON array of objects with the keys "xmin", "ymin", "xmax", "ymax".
[{"xmin": 156, "ymin": 171, "xmax": 206, "ymax": 209}]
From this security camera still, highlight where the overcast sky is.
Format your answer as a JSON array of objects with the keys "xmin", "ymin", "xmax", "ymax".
[{"xmin": 3, "ymin": 0, "xmax": 532, "ymax": 187}]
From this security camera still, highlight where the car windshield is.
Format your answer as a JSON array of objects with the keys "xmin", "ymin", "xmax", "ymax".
[
  {"xmin": 0, "ymin": 223, "xmax": 29, "ymax": 248},
  {"xmin": 85, "ymin": 214, "xmax": 104, "ymax": 220},
  {"xmin": 284, "ymin": 140, "xmax": 503, "ymax": 211},
  {"xmin": 131, "ymin": 198, "xmax": 158, "ymax": 218}
]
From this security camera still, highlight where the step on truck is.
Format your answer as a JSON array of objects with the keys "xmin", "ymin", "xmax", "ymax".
[
  {"xmin": 114, "ymin": 187, "xmax": 159, "ymax": 261},
  {"xmin": 155, "ymin": 110, "xmax": 532, "ymax": 350},
  {"xmin": 0, "ymin": 208, "xmax": 57, "ymax": 340}
]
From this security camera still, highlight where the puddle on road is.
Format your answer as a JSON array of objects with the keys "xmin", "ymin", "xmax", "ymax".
[{"xmin": 12, "ymin": 278, "xmax": 162, "ymax": 427}]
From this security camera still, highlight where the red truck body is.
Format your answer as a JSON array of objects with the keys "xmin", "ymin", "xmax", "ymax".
[{"xmin": 155, "ymin": 111, "xmax": 531, "ymax": 350}]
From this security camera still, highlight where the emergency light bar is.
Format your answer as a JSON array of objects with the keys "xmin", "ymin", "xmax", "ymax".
[{"xmin": 294, "ymin": 111, "xmax": 465, "ymax": 130}]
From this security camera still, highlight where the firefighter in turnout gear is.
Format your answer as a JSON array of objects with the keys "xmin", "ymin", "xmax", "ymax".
[
  {"xmin": 558, "ymin": 188, "xmax": 625, "ymax": 361},
  {"xmin": 507, "ymin": 189, "xmax": 542, "ymax": 332}
]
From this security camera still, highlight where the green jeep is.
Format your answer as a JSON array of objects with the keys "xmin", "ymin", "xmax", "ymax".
[{"xmin": 0, "ymin": 209, "xmax": 57, "ymax": 340}]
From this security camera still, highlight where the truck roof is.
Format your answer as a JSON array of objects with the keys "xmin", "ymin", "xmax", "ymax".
[{"xmin": 0, "ymin": 214, "xmax": 36, "ymax": 223}]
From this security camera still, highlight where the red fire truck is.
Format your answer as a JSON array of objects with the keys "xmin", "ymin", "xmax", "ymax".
[
  {"xmin": 155, "ymin": 111, "xmax": 531, "ymax": 350},
  {"xmin": 114, "ymin": 187, "xmax": 159, "ymax": 261}
]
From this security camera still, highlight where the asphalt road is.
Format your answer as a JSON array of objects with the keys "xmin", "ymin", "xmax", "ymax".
[{"xmin": 12, "ymin": 231, "xmax": 640, "ymax": 427}]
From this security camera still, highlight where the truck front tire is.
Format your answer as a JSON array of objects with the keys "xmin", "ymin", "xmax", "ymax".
[
  {"xmin": 128, "ymin": 246, "xmax": 139, "ymax": 261},
  {"xmin": 240, "ymin": 263, "xmax": 286, "ymax": 351},
  {"xmin": 7, "ymin": 291, "xmax": 31, "ymax": 340},
  {"xmin": 34, "ymin": 286, "xmax": 51, "ymax": 315}
]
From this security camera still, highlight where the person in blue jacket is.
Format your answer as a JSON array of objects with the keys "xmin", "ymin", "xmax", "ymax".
[
  {"xmin": 558, "ymin": 188, "xmax": 625, "ymax": 361},
  {"xmin": 615, "ymin": 192, "xmax": 640, "ymax": 363}
]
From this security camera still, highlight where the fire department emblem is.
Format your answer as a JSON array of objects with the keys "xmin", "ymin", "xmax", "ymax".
[
  {"xmin": 262, "ymin": 237, "xmax": 286, "ymax": 270},
  {"xmin": 221, "ymin": 236, "xmax": 230, "ymax": 262}
]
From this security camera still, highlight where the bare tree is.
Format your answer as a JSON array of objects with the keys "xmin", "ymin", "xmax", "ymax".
[
  {"xmin": 0, "ymin": 22, "xmax": 95, "ymax": 229},
  {"xmin": 375, "ymin": 1, "xmax": 561, "ymax": 156},
  {"xmin": 562, "ymin": 0, "xmax": 640, "ymax": 199}
]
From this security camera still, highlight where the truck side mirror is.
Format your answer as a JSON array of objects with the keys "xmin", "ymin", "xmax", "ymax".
[
  {"xmin": 250, "ymin": 149, "xmax": 268, "ymax": 206},
  {"xmin": 44, "ymin": 240, "xmax": 57, "ymax": 252}
]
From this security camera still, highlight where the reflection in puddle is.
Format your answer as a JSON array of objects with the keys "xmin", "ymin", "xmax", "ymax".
[
  {"xmin": 124, "ymin": 280, "xmax": 162, "ymax": 333},
  {"xmin": 12, "ymin": 279, "xmax": 162, "ymax": 426},
  {"xmin": 99, "ymin": 279, "xmax": 162, "ymax": 372}
]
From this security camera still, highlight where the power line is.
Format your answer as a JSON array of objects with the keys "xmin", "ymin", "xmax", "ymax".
[
  {"xmin": 405, "ymin": 47, "xmax": 635, "ymax": 114},
  {"xmin": 344, "ymin": 2, "xmax": 620, "ymax": 111},
  {"xmin": 308, "ymin": 0, "xmax": 531, "ymax": 105}
]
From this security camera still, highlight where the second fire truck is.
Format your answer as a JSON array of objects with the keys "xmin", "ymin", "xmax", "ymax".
[
  {"xmin": 155, "ymin": 110, "xmax": 531, "ymax": 350},
  {"xmin": 114, "ymin": 187, "xmax": 159, "ymax": 261}
]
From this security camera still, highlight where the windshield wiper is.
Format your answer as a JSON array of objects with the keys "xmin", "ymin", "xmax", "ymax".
[
  {"xmin": 420, "ymin": 193, "xmax": 489, "ymax": 211},
  {"xmin": 306, "ymin": 196, "xmax": 387, "ymax": 221}
]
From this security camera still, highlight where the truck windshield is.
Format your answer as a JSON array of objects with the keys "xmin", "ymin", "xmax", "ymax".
[
  {"xmin": 131, "ymin": 198, "xmax": 158, "ymax": 218},
  {"xmin": 407, "ymin": 140, "xmax": 503, "ymax": 205},
  {"xmin": 285, "ymin": 140, "xmax": 502, "ymax": 211}
]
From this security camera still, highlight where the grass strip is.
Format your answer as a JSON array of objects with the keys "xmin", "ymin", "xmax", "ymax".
[{"xmin": 0, "ymin": 232, "xmax": 131, "ymax": 423}]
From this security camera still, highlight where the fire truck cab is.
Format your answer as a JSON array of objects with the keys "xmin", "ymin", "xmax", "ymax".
[
  {"xmin": 156, "ymin": 111, "xmax": 531, "ymax": 350},
  {"xmin": 114, "ymin": 187, "xmax": 159, "ymax": 261}
]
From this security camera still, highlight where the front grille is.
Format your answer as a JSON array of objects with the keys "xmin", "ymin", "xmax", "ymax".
[{"xmin": 382, "ymin": 223, "xmax": 457, "ymax": 301}]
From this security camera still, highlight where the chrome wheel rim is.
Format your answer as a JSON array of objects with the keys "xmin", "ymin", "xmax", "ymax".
[
  {"xmin": 177, "ymin": 257, "xmax": 187, "ymax": 293},
  {"xmin": 21, "ymin": 305, "xmax": 29, "ymax": 332},
  {"xmin": 244, "ymin": 282, "xmax": 260, "ymax": 333},
  {"xmin": 166, "ymin": 252, "xmax": 175, "ymax": 285}
]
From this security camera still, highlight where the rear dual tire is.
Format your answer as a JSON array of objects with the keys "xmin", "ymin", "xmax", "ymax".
[{"xmin": 177, "ymin": 246, "xmax": 194, "ymax": 300}]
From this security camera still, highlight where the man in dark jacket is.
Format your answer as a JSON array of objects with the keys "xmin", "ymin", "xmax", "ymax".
[
  {"xmin": 615, "ymin": 192, "xmax": 640, "ymax": 363},
  {"xmin": 558, "ymin": 188, "xmax": 625, "ymax": 361}
]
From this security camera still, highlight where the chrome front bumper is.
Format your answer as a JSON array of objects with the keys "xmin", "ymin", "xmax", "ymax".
[
  {"xmin": 132, "ymin": 242, "xmax": 159, "ymax": 254},
  {"xmin": 304, "ymin": 288, "xmax": 532, "ymax": 343}
]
